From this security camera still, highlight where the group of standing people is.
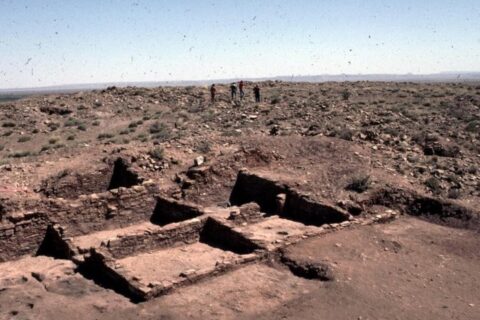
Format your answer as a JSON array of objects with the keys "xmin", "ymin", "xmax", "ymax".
[{"xmin": 210, "ymin": 81, "xmax": 261, "ymax": 103}]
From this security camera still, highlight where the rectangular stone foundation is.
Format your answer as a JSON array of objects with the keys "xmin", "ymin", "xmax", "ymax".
[{"xmin": 78, "ymin": 216, "xmax": 259, "ymax": 301}]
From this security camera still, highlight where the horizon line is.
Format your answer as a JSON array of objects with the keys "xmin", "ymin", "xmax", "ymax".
[{"xmin": 1, "ymin": 71, "xmax": 480, "ymax": 92}]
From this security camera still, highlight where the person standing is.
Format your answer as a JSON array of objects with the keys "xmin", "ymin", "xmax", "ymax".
[
  {"xmin": 253, "ymin": 84, "xmax": 261, "ymax": 103},
  {"xmin": 210, "ymin": 84, "xmax": 216, "ymax": 103},
  {"xmin": 230, "ymin": 82, "xmax": 237, "ymax": 100},
  {"xmin": 239, "ymin": 80, "xmax": 245, "ymax": 100}
]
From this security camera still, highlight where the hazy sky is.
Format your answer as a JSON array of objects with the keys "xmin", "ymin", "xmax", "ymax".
[{"xmin": 1, "ymin": 0, "xmax": 479, "ymax": 89}]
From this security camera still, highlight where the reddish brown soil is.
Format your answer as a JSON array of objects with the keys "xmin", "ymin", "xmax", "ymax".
[
  {"xmin": 0, "ymin": 82, "xmax": 479, "ymax": 319},
  {"xmin": 1, "ymin": 217, "xmax": 478, "ymax": 319}
]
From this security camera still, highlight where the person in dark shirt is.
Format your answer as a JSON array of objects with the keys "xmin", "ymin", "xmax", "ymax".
[
  {"xmin": 210, "ymin": 84, "xmax": 216, "ymax": 103},
  {"xmin": 253, "ymin": 84, "xmax": 261, "ymax": 103},
  {"xmin": 230, "ymin": 82, "xmax": 237, "ymax": 100}
]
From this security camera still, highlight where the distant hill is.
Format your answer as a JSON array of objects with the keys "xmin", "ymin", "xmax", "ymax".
[{"xmin": 1, "ymin": 72, "xmax": 479, "ymax": 97}]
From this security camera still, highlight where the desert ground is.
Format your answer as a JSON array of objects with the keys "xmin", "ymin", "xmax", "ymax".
[{"xmin": 0, "ymin": 81, "xmax": 479, "ymax": 319}]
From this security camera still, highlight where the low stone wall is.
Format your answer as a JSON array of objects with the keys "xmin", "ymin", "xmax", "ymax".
[
  {"xmin": 104, "ymin": 218, "xmax": 206, "ymax": 259},
  {"xmin": 0, "ymin": 181, "xmax": 160, "ymax": 262},
  {"xmin": 49, "ymin": 182, "xmax": 159, "ymax": 237},
  {"xmin": 0, "ymin": 212, "xmax": 49, "ymax": 262}
]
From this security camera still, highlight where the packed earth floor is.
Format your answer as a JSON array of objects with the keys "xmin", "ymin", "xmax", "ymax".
[{"xmin": 0, "ymin": 81, "xmax": 479, "ymax": 319}]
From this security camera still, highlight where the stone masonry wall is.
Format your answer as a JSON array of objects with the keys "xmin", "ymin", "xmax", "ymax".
[
  {"xmin": 0, "ymin": 181, "xmax": 159, "ymax": 262},
  {"xmin": 0, "ymin": 212, "xmax": 49, "ymax": 262},
  {"xmin": 48, "ymin": 182, "xmax": 159, "ymax": 237},
  {"xmin": 104, "ymin": 218, "xmax": 206, "ymax": 259}
]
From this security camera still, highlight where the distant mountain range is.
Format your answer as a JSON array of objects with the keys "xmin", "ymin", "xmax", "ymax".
[{"xmin": 1, "ymin": 72, "xmax": 479, "ymax": 96}]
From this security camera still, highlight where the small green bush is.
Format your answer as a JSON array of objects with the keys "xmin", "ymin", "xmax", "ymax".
[
  {"xmin": 97, "ymin": 133, "xmax": 114, "ymax": 140},
  {"xmin": 149, "ymin": 121, "xmax": 170, "ymax": 141},
  {"xmin": 18, "ymin": 136, "xmax": 31, "ymax": 143},
  {"xmin": 9, "ymin": 151, "xmax": 32, "ymax": 158},
  {"xmin": 342, "ymin": 89, "xmax": 351, "ymax": 101},
  {"xmin": 2, "ymin": 122, "xmax": 15, "ymax": 128},
  {"xmin": 346, "ymin": 175, "xmax": 371, "ymax": 193},
  {"xmin": 425, "ymin": 177, "xmax": 442, "ymax": 195},
  {"xmin": 196, "ymin": 141, "xmax": 211, "ymax": 154},
  {"xmin": 64, "ymin": 118, "xmax": 82, "ymax": 127},
  {"xmin": 148, "ymin": 147, "xmax": 164, "ymax": 160}
]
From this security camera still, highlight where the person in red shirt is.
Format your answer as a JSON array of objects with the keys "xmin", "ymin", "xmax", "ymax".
[{"xmin": 239, "ymin": 80, "xmax": 245, "ymax": 100}]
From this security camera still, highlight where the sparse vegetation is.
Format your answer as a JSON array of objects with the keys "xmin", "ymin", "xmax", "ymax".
[
  {"xmin": 196, "ymin": 141, "xmax": 211, "ymax": 154},
  {"xmin": 47, "ymin": 122, "xmax": 60, "ymax": 131},
  {"xmin": 64, "ymin": 118, "xmax": 82, "ymax": 127},
  {"xmin": 40, "ymin": 145, "xmax": 51, "ymax": 152},
  {"xmin": 9, "ymin": 151, "xmax": 32, "ymax": 158},
  {"xmin": 465, "ymin": 120, "xmax": 480, "ymax": 133},
  {"xmin": 137, "ymin": 133, "xmax": 148, "ymax": 142},
  {"xmin": 148, "ymin": 146, "xmax": 164, "ymax": 160},
  {"xmin": 447, "ymin": 188, "xmax": 462, "ymax": 199},
  {"xmin": 425, "ymin": 177, "xmax": 442, "ymax": 195},
  {"xmin": 97, "ymin": 133, "xmax": 115, "ymax": 140},
  {"xmin": 346, "ymin": 174, "xmax": 371, "ymax": 193},
  {"xmin": 17, "ymin": 136, "xmax": 31, "ymax": 143},
  {"xmin": 149, "ymin": 121, "xmax": 171, "ymax": 141},
  {"xmin": 2, "ymin": 122, "xmax": 15, "ymax": 128},
  {"xmin": 271, "ymin": 96, "xmax": 281, "ymax": 105},
  {"xmin": 342, "ymin": 89, "xmax": 351, "ymax": 101}
]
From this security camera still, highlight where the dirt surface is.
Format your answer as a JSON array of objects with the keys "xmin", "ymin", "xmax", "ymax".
[
  {"xmin": 1, "ymin": 81, "xmax": 479, "ymax": 319},
  {"xmin": 269, "ymin": 217, "xmax": 480, "ymax": 320},
  {"xmin": 1, "ymin": 217, "xmax": 478, "ymax": 319}
]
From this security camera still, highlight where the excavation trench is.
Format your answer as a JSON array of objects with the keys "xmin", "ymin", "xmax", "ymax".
[
  {"xmin": 39, "ymin": 157, "xmax": 142, "ymax": 199},
  {"xmin": 150, "ymin": 197, "xmax": 204, "ymax": 226},
  {"xmin": 368, "ymin": 187, "xmax": 480, "ymax": 231},
  {"xmin": 77, "ymin": 252, "xmax": 147, "ymax": 303},
  {"xmin": 229, "ymin": 171, "xmax": 349, "ymax": 226},
  {"xmin": 74, "ymin": 217, "xmax": 260, "ymax": 302}
]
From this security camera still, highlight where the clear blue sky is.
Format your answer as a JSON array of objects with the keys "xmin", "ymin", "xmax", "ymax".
[{"xmin": 1, "ymin": 0, "xmax": 479, "ymax": 89}]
